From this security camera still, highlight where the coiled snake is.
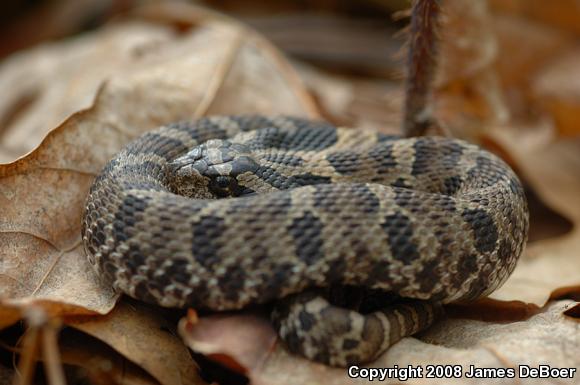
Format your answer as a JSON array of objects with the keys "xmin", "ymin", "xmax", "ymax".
[{"xmin": 82, "ymin": 116, "xmax": 529, "ymax": 366}]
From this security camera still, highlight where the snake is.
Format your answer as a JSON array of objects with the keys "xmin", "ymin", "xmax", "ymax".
[{"xmin": 82, "ymin": 116, "xmax": 529, "ymax": 367}]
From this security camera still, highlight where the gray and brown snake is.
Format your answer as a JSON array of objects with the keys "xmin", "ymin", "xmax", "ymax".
[{"xmin": 82, "ymin": 116, "xmax": 529, "ymax": 366}]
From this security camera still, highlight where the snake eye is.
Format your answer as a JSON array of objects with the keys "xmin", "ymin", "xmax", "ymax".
[
  {"xmin": 210, "ymin": 175, "xmax": 245, "ymax": 198},
  {"xmin": 216, "ymin": 176, "xmax": 231, "ymax": 189}
]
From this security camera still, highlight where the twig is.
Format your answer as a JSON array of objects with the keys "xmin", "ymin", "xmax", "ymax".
[
  {"xmin": 402, "ymin": 0, "xmax": 443, "ymax": 137},
  {"xmin": 13, "ymin": 307, "xmax": 66, "ymax": 385},
  {"xmin": 41, "ymin": 319, "xmax": 65, "ymax": 385},
  {"xmin": 13, "ymin": 326, "xmax": 39, "ymax": 385}
]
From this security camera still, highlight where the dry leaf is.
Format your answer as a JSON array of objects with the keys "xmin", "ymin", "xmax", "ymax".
[
  {"xmin": 67, "ymin": 301, "xmax": 201, "ymax": 385},
  {"xmin": 296, "ymin": 62, "xmax": 403, "ymax": 132},
  {"xmin": 0, "ymin": 0, "xmax": 317, "ymax": 317},
  {"xmin": 488, "ymin": 124, "xmax": 580, "ymax": 305},
  {"xmin": 435, "ymin": 0, "xmax": 509, "ymax": 137},
  {"xmin": 178, "ymin": 311, "xmax": 277, "ymax": 375},
  {"xmin": 489, "ymin": 0, "xmax": 580, "ymax": 35},
  {"xmin": 0, "ymin": 21, "xmax": 176, "ymax": 163},
  {"xmin": 532, "ymin": 47, "xmax": 580, "ymax": 136},
  {"xmin": 438, "ymin": 0, "xmax": 498, "ymax": 83},
  {"xmin": 1, "ymin": 2, "xmax": 579, "ymax": 384},
  {"xmin": 492, "ymin": 14, "xmax": 574, "ymax": 90},
  {"xmin": 244, "ymin": 14, "xmax": 401, "ymax": 77},
  {"xmin": 60, "ymin": 333, "xmax": 160, "ymax": 385},
  {"xmin": 0, "ymin": 2, "xmax": 318, "ymax": 381},
  {"xmin": 181, "ymin": 301, "xmax": 579, "ymax": 385}
]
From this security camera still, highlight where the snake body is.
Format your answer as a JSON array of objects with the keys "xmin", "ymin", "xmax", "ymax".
[{"xmin": 82, "ymin": 116, "xmax": 529, "ymax": 366}]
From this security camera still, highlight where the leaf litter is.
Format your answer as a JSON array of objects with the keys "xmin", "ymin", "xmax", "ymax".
[{"xmin": 0, "ymin": 1, "xmax": 579, "ymax": 384}]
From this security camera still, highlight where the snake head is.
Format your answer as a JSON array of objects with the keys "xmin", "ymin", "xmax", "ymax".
[{"xmin": 168, "ymin": 139, "xmax": 259, "ymax": 198}]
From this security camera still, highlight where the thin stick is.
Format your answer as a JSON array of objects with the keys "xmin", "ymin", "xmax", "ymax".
[
  {"xmin": 41, "ymin": 321, "xmax": 66, "ymax": 385},
  {"xmin": 13, "ymin": 327, "xmax": 39, "ymax": 385},
  {"xmin": 402, "ymin": 0, "xmax": 442, "ymax": 137}
]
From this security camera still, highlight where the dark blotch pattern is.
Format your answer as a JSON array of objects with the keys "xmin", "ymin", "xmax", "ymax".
[
  {"xmin": 299, "ymin": 310, "xmax": 316, "ymax": 331},
  {"xmin": 262, "ymin": 262, "xmax": 296, "ymax": 300},
  {"xmin": 443, "ymin": 175, "xmax": 463, "ymax": 195},
  {"xmin": 219, "ymin": 265, "xmax": 252, "ymax": 303},
  {"xmin": 450, "ymin": 253, "xmax": 478, "ymax": 292},
  {"xmin": 509, "ymin": 175, "xmax": 524, "ymax": 196},
  {"xmin": 409, "ymin": 302, "xmax": 429, "ymax": 329},
  {"xmin": 191, "ymin": 215, "xmax": 227, "ymax": 269},
  {"xmin": 353, "ymin": 184, "xmax": 381, "ymax": 214},
  {"xmin": 392, "ymin": 188, "xmax": 415, "ymax": 209},
  {"xmin": 255, "ymin": 168, "xmax": 331, "ymax": 190},
  {"xmin": 262, "ymin": 153, "xmax": 304, "ymax": 167},
  {"xmin": 326, "ymin": 151, "xmax": 362, "ymax": 175},
  {"xmin": 312, "ymin": 184, "xmax": 380, "ymax": 216},
  {"xmin": 174, "ymin": 119, "xmax": 228, "ymax": 143},
  {"xmin": 113, "ymin": 194, "xmax": 151, "ymax": 244},
  {"xmin": 288, "ymin": 173, "xmax": 332, "ymax": 186},
  {"xmin": 497, "ymin": 238, "xmax": 513, "ymax": 261},
  {"xmin": 252, "ymin": 122, "xmax": 337, "ymax": 151},
  {"xmin": 411, "ymin": 138, "xmax": 437, "ymax": 176},
  {"xmin": 254, "ymin": 167, "xmax": 288, "ymax": 189},
  {"xmin": 461, "ymin": 208, "xmax": 498, "ymax": 253},
  {"xmin": 442, "ymin": 142, "xmax": 464, "ymax": 170},
  {"xmin": 126, "ymin": 133, "xmax": 188, "ymax": 160},
  {"xmin": 280, "ymin": 119, "xmax": 337, "ymax": 150},
  {"xmin": 282, "ymin": 329, "xmax": 302, "ymax": 354},
  {"xmin": 325, "ymin": 257, "xmax": 348, "ymax": 284},
  {"xmin": 381, "ymin": 212, "xmax": 421, "ymax": 264},
  {"xmin": 376, "ymin": 133, "xmax": 399, "ymax": 143},
  {"xmin": 342, "ymin": 339, "xmax": 359, "ymax": 350},
  {"xmin": 288, "ymin": 212, "xmax": 325, "ymax": 265},
  {"xmin": 414, "ymin": 258, "xmax": 442, "ymax": 297},
  {"xmin": 434, "ymin": 194, "xmax": 456, "ymax": 215},
  {"xmin": 467, "ymin": 156, "xmax": 503, "ymax": 188},
  {"xmin": 412, "ymin": 138, "xmax": 463, "ymax": 177},
  {"xmin": 368, "ymin": 143, "xmax": 396, "ymax": 175},
  {"xmin": 164, "ymin": 258, "xmax": 193, "ymax": 286},
  {"xmin": 122, "ymin": 243, "xmax": 147, "ymax": 277}
]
